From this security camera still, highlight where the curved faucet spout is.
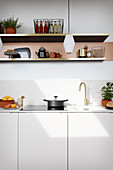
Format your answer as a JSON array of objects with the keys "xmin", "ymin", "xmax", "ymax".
[{"xmin": 79, "ymin": 82, "xmax": 90, "ymax": 106}]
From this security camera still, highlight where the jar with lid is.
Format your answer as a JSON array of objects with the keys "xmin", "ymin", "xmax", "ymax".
[
  {"xmin": 58, "ymin": 20, "xmax": 62, "ymax": 33},
  {"xmin": 40, "ymin": 20, "xmax": 43, "ymax": 33},
  {"xmin": 54, "ymin": 21, "xmax": 58, "ymax": 34},
  {"xmin": 44, "ymin": 20, "xmax": 48, "ymax": 33},
  {"xmin": 78, "ymin": 49, "xmax": 87, "ymax": 58},
  {"xmin": 49, "ymin": 21, "xmax": 54, "ymax": 33},
  {"xmin": 35, "ymin": 20, "xmax": 39, "ymax": 33},
  {"xmin": 56, "ymin": 53, "xmax": 60, "ymax": 58},
  {"xmin": 50, "ymin": 52, "xmax": 56, "ymax": 58},
  {"xmin": 87, "ymin": 50, "xmax": 92, "ymax": 58}
]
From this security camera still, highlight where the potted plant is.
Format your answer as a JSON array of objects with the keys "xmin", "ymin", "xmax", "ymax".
[
  {"xmin": 101, "ymin": 82, "xmax": 113, "ymax": 106},
  {"xmin": 2, "ymin": 16, "xmax": 22, "ymax": 34}
]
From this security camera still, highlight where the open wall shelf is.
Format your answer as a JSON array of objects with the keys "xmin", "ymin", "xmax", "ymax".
[
  {"xmin": 0, "ymin": 33, "xmax": 109, "ymax": 43},
  {"xmin": 0, "ymin": 58, "xmax": 106, "ymax": 62}
]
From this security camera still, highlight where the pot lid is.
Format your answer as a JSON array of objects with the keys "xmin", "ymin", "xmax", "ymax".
[{"xmin": 43, "ymin": 96, "xmax": 68, "ymax": 102}]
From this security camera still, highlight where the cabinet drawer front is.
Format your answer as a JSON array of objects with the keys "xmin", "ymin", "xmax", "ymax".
[
  {"xmin": 0, "ymin": 113, "xmax": 17, "ymax": 170},
  {"xmin": 19, "ymin": 113, "xmax": 67, "ymax": 170},
  {"xmin": 69, "ymin": 113, "xmax": 113, "ymax": 170}
]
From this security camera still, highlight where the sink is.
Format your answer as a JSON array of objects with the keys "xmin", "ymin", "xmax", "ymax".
[
  {"xmin": 66, "ymin": 105, "xmax": 107, "ymax": 112},
  {"xmin": 76, "ymin": 105, "xmax": 108, "ymax": 112}
]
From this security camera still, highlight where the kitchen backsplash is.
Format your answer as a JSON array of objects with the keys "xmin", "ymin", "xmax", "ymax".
[
  {"xmin": 0, "ymin": 42, "xmax": 113, "ymax": 60},
  {"xmin": 0, "ymin": 80, "xmax": 112, "ymax": 106}
]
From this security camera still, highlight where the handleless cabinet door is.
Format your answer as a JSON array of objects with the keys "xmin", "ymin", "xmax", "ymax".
[
  {"xmin": 0, "ymin": 113, "xmax": 17, "ymax": 170},
  {"xmin": 19, "ymin": 113, "xmax": 67, "ymax": 170},
  {"xmin": 69, "ymin": 113, "xmax": 113, "ymax": 170}
]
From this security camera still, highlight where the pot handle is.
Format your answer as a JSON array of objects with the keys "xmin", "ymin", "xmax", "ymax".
[
  {"xmin": 63, "ymin": 99, "xmax": 68, "ymax": 102},
  {"xmin": 43, "ymin": 99, "xmax": 48, "ymax": 102}
]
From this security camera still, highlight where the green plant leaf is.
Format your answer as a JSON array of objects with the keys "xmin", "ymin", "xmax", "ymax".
[
  {"xmin": 2, "ymin": 16, "xmax": 22, "ymax": 29},
  {"xmin": 101, "ymin": 82, "xmax": 113, "ymax": 100}
]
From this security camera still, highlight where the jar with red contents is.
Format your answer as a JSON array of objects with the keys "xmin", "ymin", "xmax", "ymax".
[
  {"xmin": 44, "ymin": 21, "xmax": 48, "ymax": 33},
  {"xmin": 35, "ymin": 20, "xmax": 39, "ymax": 33},
  {"xmin": 40, "ymin": 20, "xmax": 43, "ymax": 33}
]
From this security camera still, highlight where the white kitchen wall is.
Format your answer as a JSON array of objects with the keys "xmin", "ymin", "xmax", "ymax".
[
  {"xmin": 0, "ymin": 80, "xmax": 112, "ymax": 106},
  {"xmin": 0, "ymin": 0, "xmax": 113, "ymax": 41},
  {"xmin": 0, "ymin": 0, "xmax": 113, "ymax": 90},
  {"xmin": 71, "ymin": 0, "xmax": 113, "ymax": 42},
  {"xmin": 0, "ymin": 0, "xmax": 67, "ymax": 33},
  {"xmin": 0, "ymin": 62, "xmax": 113, "ymax": 80}
]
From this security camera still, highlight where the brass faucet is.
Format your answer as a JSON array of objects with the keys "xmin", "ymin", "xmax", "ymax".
[{"xmin": 79, "ymin": 82, "xmax": 90, "ymax": 106}]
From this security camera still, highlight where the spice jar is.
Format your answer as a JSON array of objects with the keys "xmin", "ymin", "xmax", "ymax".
[
  {"xmin": 49, "ymin": 21, "xmax": 54, "ymax": 33},
  {"xmin": 58, "ymin": 20, "xmax": 62, "ymax": 33},
  {"xmin": 40, "ymin": 20, "xmax": 43, "ymax": 33},
  {"xmin": 44, "ymin": 21, "xmax": 48, "ymax": 33},
  {"xmin": 56, "ymin": 53, "xmax": 60, "ymax": 58},
  {"xmin": 50, "ymin": 52, "xmax": 56, "ymax": 58},
  {"xmin": 54, "ymin": 21, "xmax": 58, "ymax": 33},
  {"xmin": 87, "ymin": 50, "xmax": 91, "ymax": 58},
  {"xmin": 35, "ymin": 20, "xmax": 39, "ymax": 33}
]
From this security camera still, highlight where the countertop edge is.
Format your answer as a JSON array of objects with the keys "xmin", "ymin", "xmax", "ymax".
[{"xmin": 0, "ymin": 110, "xmax": 113, "ymax": 113}]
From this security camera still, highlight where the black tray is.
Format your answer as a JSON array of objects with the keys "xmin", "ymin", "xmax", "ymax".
[{"xmin": 14, "ymin": 47, "xmax": 31, "ymax": 58}]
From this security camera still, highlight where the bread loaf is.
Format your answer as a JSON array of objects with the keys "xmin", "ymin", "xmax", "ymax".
[{"xmin": 106, "ymin": 101, "xmax": 113, "ymax": 108}]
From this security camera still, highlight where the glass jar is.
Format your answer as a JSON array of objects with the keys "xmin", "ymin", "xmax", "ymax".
[
  {"xmin": 49, "ymin": 21, "xmax": 54, "ymax": 33},
  {"xmin": 54, "ymin": 21, "xmax": 58, "ymax": 34},
  {"xmin": 58, "ymin": 20, "xmax": 62, "ymax": 33},
  {"xmin": 87, "ymin": 50, "xmax": 91, "ymax": 58},
  {"xmin": 91, "ymin": 46, "xmax": 105, "ymax": 58}
]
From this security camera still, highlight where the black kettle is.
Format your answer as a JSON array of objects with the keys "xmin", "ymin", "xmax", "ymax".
[{"xmin": 35, "ymin": 47, "xmax": 50, "ymax": 58}]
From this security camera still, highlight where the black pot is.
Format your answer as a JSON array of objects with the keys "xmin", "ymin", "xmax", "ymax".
[{"xmin": 43, "ymin": 96, "xmax": 68, "ymax": 108}]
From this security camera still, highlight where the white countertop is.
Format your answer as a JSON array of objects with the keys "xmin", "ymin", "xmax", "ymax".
[{"xmin": 0, "ymin": 105, "xmax": 113, "ymax": 113}]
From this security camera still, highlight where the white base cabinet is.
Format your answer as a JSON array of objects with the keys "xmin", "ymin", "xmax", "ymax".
[
  {"xmin": 0, "ymin": 113, "xmax": 17, "ymax": 170},
  {"xmin": 69, "ymin": 113, "xmax": 113, "ymax": 170},
  {"xmin": 1, "ymin": 111, "xmax": 113, "ymax": 170},
  {"xmin": 19, "ymin": 113, "xmax": 67, "ymax": 170}
]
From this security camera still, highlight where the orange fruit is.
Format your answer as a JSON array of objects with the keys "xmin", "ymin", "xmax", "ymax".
[
  {"xmin": 8, "ymin": 97, "xmax": 14, "ymax": 100},
  {"xmin": 4, "ymin": 104, "xmax": 11, "ymax": 108},
  {"xmin": 5, "ymin": 96, "xmax": 10, "ymax": 99},
  {"xmin": 2, "ymin": 97, "xmax": 8, "ymax": 101},
  {"xmin": 11, "ymin": 104, "xmax": 16, "ymax": 108}
]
